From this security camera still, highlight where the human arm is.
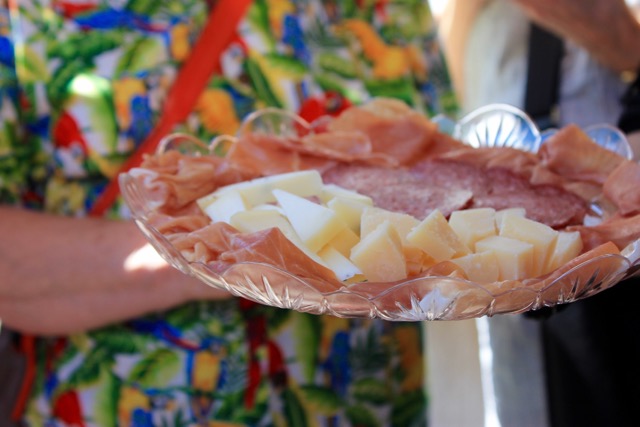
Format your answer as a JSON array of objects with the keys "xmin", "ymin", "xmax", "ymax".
[
  {"xmin": 0, "ymin": 206, "xmax": 230, "ymax": 335},
  {"xmin": 509, "ymin": 0, "xmax": 640, "ymax": 74}
]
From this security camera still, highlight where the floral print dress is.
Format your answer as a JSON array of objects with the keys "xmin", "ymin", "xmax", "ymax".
[{"xmin": 0, "ymin": 0, "xmax": 457, "ymax": 426}]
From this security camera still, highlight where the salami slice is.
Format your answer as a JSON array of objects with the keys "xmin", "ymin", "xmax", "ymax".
[{"xmin": 322, "ymin": 159, "xmax": 588, "ymax": 227}]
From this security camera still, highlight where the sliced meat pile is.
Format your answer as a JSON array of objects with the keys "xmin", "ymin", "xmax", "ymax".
[
  {"xmin": 132, "ymin": 98, "xmax": 640, "ymax": 293},
  {"xmin": 322, "ymin": 158, "xmax": 588, "ymax": 228}
]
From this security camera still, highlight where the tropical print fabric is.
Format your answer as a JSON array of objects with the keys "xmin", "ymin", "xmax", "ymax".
[{"xmin": 1, "ymin": 0, "xmax": 457, "ymax": 426}]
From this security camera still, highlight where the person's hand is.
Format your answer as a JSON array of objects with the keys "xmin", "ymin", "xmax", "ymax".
[{"xmin": 509, "ymin": 0, "xmax": 640, "ymax": 73}]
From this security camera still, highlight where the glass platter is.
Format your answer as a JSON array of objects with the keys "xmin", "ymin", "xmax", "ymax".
[{"xmin": 120, "ymin": 104, "xmax": 640, "ymax": 321}]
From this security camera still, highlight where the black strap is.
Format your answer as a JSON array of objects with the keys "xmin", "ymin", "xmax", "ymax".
[
  {"xmin": 523, "ymin": 23, "xmax": 565, "ymax": 130},
  {"xmin": 618, "ymin": 71, "xmax": 640, "ymax": 133}
]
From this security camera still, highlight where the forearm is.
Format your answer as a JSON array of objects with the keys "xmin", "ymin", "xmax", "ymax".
[
  {"xmin": 1, "ymin": 206, "xmax": 179, "ymax": 299},
  {"xmin": 0, "ymin": 206, "xmax": 230, "ymax": 333},
  {"xmin": 511, "ymin": 0, "xmax": 640, "ymax": 73},
  {"xmin": 0, "ymin": 273, "xmax": 194, "ymax": 335}
]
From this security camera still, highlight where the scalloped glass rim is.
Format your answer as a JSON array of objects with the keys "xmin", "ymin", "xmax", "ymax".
[{"xmin": 120, "ymin": 104, "xmax": 640, "ymax": 321}]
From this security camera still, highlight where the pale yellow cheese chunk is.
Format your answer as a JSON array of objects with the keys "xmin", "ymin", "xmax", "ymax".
[
  {"xmin": 318, "ymin": 246, "xmax": 362, "ymax": 281},
  {"xmin": 450, "ymin": 251, "xmax": 500, "ymax": 283},
  {"xmin": 448, "ymin": 208, "xmax": 497, "ymax": 250},
  {"xmin": 360, "ymin": 206, "xmax": 419, "ymax": 246},
  {"xmin": 326, "ymin": 227, "xmax": 360, "ymax": 258},
  {"xmin": 230, "ymin": 209, "xmax": 292, "ymax": 235},
  {"xmin": 495, "ymin": 207, "xmax": 527, "ymax": 229},
  {"xmin": 350, "ymin": 221, "xmax": 407, "ymax": 282},
  {"xmin": 545, "ymin": 231, "xmax": 583, "ymax": 273},
  {"xmin": 499, "ymin": 214, "xmax": 558, "ymax": 277},
  {"xmin": 320, "ymin": 184, "xmax": 374, "ymax": 206},
  {"xmin": 327, "ymin": 197, "xmax": 370, "ymax": 234},
  {"xmin": 406, "ymin": 209, "xmax": 470, "ymax": 261},
  {"xmin": 475, "ymin": 235, "xmax": 534, "ymax": 281},
  {"xmin": 273, "ymin": 189, "xmax": 345, "ymax": 253},
  {"xmin": 200, "ymin": 191, "xmax": 247, "ymax": 223},
  {"xmin": 199, "ymin": 170, "xmax": 323, "ymax": 208}
]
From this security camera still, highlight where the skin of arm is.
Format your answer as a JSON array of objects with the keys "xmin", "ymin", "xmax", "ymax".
[
  {"xmin": 441, "ymin": 0, "xmax": 640, "ymax": 99},
  {"xmin": 509, "ymin": 0, "xmax": 640, "ymax": 74},
  {"xmin": 0, "ymin": 206, "xmax": 231, "ymax": 335}
]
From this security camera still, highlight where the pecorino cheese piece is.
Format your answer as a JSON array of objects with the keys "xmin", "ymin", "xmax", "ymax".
[
  {"xmin": 406, "ymin": 209, "xmax": 470, "ymax": 261},
  {"xmin": 350, "ymin": 220, "xmax": 407, "ymax": 282},
  {"xmin": 499, "ymin": 214, "xmax": 559, "ymax": 276},
  {"xmin": 475, "ymin": 236, "xmax": 534, "ymax": 281}
]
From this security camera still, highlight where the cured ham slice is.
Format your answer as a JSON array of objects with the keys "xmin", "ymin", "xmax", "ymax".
[
  {"xmin": 538, "ymin": 124, "xmax": 625, "ymax": 184},
  {"xmin": 326, "ymin": 98, "xmax": 438, "ymax": 164},
  {"xmin": 603, "ymin": 160, "xmax": 640, "ymax": 215}
]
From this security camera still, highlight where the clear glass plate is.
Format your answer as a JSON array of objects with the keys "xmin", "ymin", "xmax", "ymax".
[{"xmin": 119, "ymin": 104, "xmax": 640, "ymax": 321}]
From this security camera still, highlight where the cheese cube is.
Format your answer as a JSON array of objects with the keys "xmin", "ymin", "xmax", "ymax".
[
  {"xmin": 327, "ymin": 227, "xmax": 360, "ymax": 258},
  {"xmin": 475, "ymin": 235, "xmax": 534, "ymax": 281},
  {"xmin": 230, "ymin": 209, "xmax": 292, "ymax": 235},
  {"xmin": 360, "ymin": 206, "xmax": 419, "ymax": 246},
  {"xmin": 449, "ymin": 208, "xmax": 497, "ymax": 250},
  {"xmin": 199, "ymin": 170, "xmax": 323, "ymax": 208},
  {"xmin": 350, "ymin": 221, "xmax": 407, "ymax": 282},
  {"xmin": 253, "ymin": 203, "xmax": 284, "ymax": 213},
  {"xmin": 327, "ymin": 197, "xmax": 370, "ymax": 234},
  {"xmin": 320, "ymin": 184, "xmax": 373, "ymax": 205},
  {"xmin": 406, "ymin": 209, "xmax": 470, "ymax": 261},
  {"xmin": 273, "ymin": 189, "xmax": 345, "ymax": 253},
  {"xmin": 499, "ymin": 214, "xmax": 558, "ymax": 276},
  {"xmin": 495, "ymin": 207, "xmax": 526, "ymax": 228},
  {"xmin": 450, "ymin": 251, "xmax": 500, "ymax": 283},
  {"xmin": 200, "ymin": 191, "xmax": 247, "ymax": 223},
  {"xmin": 318, "ymin": 246, "xmax": 362, "ymax": 281},
  {"xmin": 545, "ymin": 231, "xmax": 583, "ymax": 273}
]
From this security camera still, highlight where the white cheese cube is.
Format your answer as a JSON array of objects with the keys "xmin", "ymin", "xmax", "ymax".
[
  {"xmin": 230, "ymin": 209, "xmax": 292, "ymax": 235},
  {"xmin": 200, "ymin": 191, "xmax": 247, "ymax": 223},
  {"xmin": 320, "ymin": 184, "xmax": 374, "ymax": 205},
  {"xmin": 360, "ymin": 206, "xmax": 420, "ymax": 246},
  {"xmin": 327, "ymin": 227, "xmax": 360, "ymax": 258},
  {"xmin": 545, "ymin": 231, "xmax": 583, "ymax": 273},
  {"xmin": 318, "ymin": 245, "xmax": 362, "ymax": 281},
  {"xmin": 495, "ymin": 207, "xmax": 527, "ymax": 228},
  {"xmin": 449, "ymin": 208, "xmax": 497, "ymax": 250},
  {"xmin": 475, "ymin": 235, "xmax": 534, "ymax": 281},
  {"xmin": 350, "ymin": 221, "xmax": 407, "ymax": 282},
  {"xmin": 199, "ymin": 170, "xmax": 323, "ymax": 208},
  {"xmin": 499, "ymin": 214, "xmax": 558, "ymax": 277},
  {"xmin": 450, "ymin": 251, "xmax": 500, "ymax": 283},
  {"xmin": 327, "ymin": 197, "xmax": 370, "ymax": 234},
  {"xmin": 406, "ymin": 209, "xmax": 470, "ymax": 261},
  {"xmin": 273, "ymin": 189, "xmax": 345, "ymax": 253},
  {"xmin": 252, "ymin": 203, "xmax": 284, "ymax": 213}
]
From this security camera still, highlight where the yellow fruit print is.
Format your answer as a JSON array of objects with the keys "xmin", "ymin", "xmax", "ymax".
[
  {"xmin": 196, "ymin": 89, "xmax": 241, "ymax": 135},
  {"xmin": 44, "ymin": 176, "xmax": 86, "ymax": 215},
  {"xmin": 192, "ymin": 350, "xmax": 224, "ymax": 392},
  {"xmin": 117, "ymin": 386, "xmax": 150, "ymax": 426},
  {"xmin": 112, "ymin": 77, "xmax": 146, "ymax": 130},
  {"xmin": 341, "ymin": 19, "xmax": 419, "ymax": 79},
  {"xmin": 266, "ymin": 0, "xmax": 295, "ymax": 38},
  {"xmin": 171, "ymin": 22, "xmax": 192, "ymax": 62},
  {"xmin": 394, "ymin": 325, "xmax": 424, "ymax": 392}
]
